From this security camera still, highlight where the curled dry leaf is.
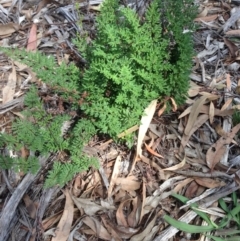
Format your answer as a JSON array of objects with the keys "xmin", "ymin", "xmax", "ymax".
[
  {"xmin": 130, "ymin": 215, "xmax": 157, "ymax": 241},
  {"xmin": 206, "ymin": 123, "xmax": 240, "ymax": 171},
  {"xmin": 163, "ymin": 157, "xmax": 186, "ymax": 171},
  {"xmin": 115, "ymin": 176, "xmax": 141, "ymax": 191},
  {"xmin": 170, "ymin": 97, "xmax": 177, "ymax": 112},
  {"xmin": 158, "ymin": 102, "xmax": 167, "ymax": 116},
  {"xmin": 101, "ymin": 214, "xmax": 122, "ymax": 241},
  {"xmin": 116, "ymin": 199, "xmax": 132, "ymax": 227},
  {"xmin": 132, "ymin": 99, "xmax": 157, "ymax": 172},
  {"xmin": 71, "ymin": 196, "xmax": 106, "ymax": 216},
  {"xmin": 194, "ymin": 177, "xmax": 226, "ymax": 188},
  {"xmin": 82, "ymin": 216, "xmax": 111, "ymax": 240},
  {"xmin": 144, "ymin": 142, "xmax": 163, "ymax": 158},
  {"xmin": 127, "ymin": 196, "xmax": 141, "ymax": 228}
]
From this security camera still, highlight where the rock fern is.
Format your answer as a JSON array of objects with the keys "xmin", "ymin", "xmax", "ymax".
[{"xmin": 0, "ymin": 0, "xmax": 196, "ymax": 187}]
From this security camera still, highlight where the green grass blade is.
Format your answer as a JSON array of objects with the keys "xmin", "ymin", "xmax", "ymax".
[{"xmin": 164, "ymin": 215, "xmax": 215, "ymax": 233}]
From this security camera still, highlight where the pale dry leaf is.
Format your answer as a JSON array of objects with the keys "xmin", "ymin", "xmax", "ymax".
[
  {"xmin": 115, "ymin": 176, "xmax": 141, "ymax": 191},
  {"xmin": 174, "ymin": 178, "xmax": 194, "ymax": 193},
  {"xmin": 13, "ymin": 60, "xmax": 38, "ymax": 83},
  {"xmin": 209, "ymin": 101, "xmax": 215, "ymax": 124},
  {"xmin": 184, "ymin": 95, "xmax": 209, "ymax": 136},
  {"xmin": 71, "ymin": 196, "xmax": 105, "ymax": 216},
  {"xmin": 115, "ymin": 226, "xmax": 140, "ymax": 239},
  {"xmin": 226, "ymin": 73, "xmax": 231, "ymax": 91},
  {"xmin": 130, "ymin": 215, "xmax": 157, "ymax": 241},
  {"xmin": 0, "ymin": 22, "xmax": 20, "ymax": 36},
  {"xmin": 194, "ymin": 14, "xmax": 218, "ymax": 22},
  {"xmin": 200, "ymin": 92, "xmax": 219, "ymax": 101},
  {"xmin": 131, "ymin": 99, "xmax": 157, "ymax": 172},
  {"xmin": 178, "ymin": 105, "xmax": 192, "ymax": 119},
  {"xmin": 158, "ymin": 102, "xmax": 166, "ymax": 116},
  {"xmin": 51, "ymin": 189, "xmax": 74, "ymax": 241},
  {"xmin": 42, "ymin": 211, "xmax": 62, "ymax": 230},
  {"xmin": 221, "ymin": 98, "xmax": 233, "ymax": 111},
  {"xmin": 170, "ymin": 97, "xmax": 177, "ymax": 112},
  {"xmin": 163, "ymin": 156, "xmax": 186, "ymax": 171},
  {"xmin": 100, "ymin": 199, "xmax": 116, "ymax": 210},
  {"xmin": 197, "ymin": 7, "xmax": 208, "ymax": 17},
  {"xmin": 108, "ymin": 155, "xmax": 122, "ymax": 198},
  {"xmin": 82, "ymin": 216, "xmax": 111, "ymax": 240},
  {"xmin": 2, "ymin": 65, "xmax": 17, "ymax": 104},
  {"xmin": 136, "ymin": 99, "xmax": 157, "ymax": 157},
  {"xmin": 143, "ymin": 225, "xmax": 159, "ymax": 241}
]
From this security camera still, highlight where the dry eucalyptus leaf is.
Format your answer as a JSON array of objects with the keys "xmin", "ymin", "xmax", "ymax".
[
  {"xmin": 206, "ymin": 123, "xmax": 240, "ymax": 171},
  {"xmin": 2, "ymin": 65, "xmax": 17, "ymax": 104},
  {"xmin": 51, "ymin": 189, "xmax": 74, "ymax": 241},
  {"xmin": 71, "ymin": 196, "xmax": 105, "ymax": 216},
  {"xmin": 82, "ymin": 216, "xmax": 111, "ymax": 240},
  {"xmin": 0, "ymin": 23, "xmax": 20, "ymax": 36}
]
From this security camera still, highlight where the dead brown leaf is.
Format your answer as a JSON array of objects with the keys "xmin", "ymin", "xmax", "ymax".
[
  {"xmin": 127, "ymin": 196, "xmax": 141, "ymax": 228},
  {"xmin": 224, "ymin": 37, "xmax": 239, "ymax": 58},
  {"xmin": 22, "ymin": 194, "xmax": 37, "ymax": 219},
  {"xmin": 206, "ymin": 123, "xmax": 240, "ymax": 171},
  {"xmin": 180, "ymin": 113, "xmax": 209, "ymax": 150},
  {"xmin": 115, "ymin": 176, "xmax": 141, "ymax": 191},
  {"xmin": 144, "ymin": 142, "xmax": 163, "ymax": 158},
  {"xmin": 184, "ymin": 95, "xmax": 209, "ymax": 135},
  {"xmin": 116, "ymin": 199, "xmax": 131, "ymax": 227},
  {"xmin": 0, "ymin": 23, "xmax": 20, "ymax": 36},
  {"xmin": 51, "ymin": 189, "xmax": 74, "ymax": 241},
  {"xmin": 194, "ymin": 177, "xmax": 226, "ymax": 188},
  {"xmin": 184, "ymin": 180, "xmax": 199, "ymax": 199}
]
